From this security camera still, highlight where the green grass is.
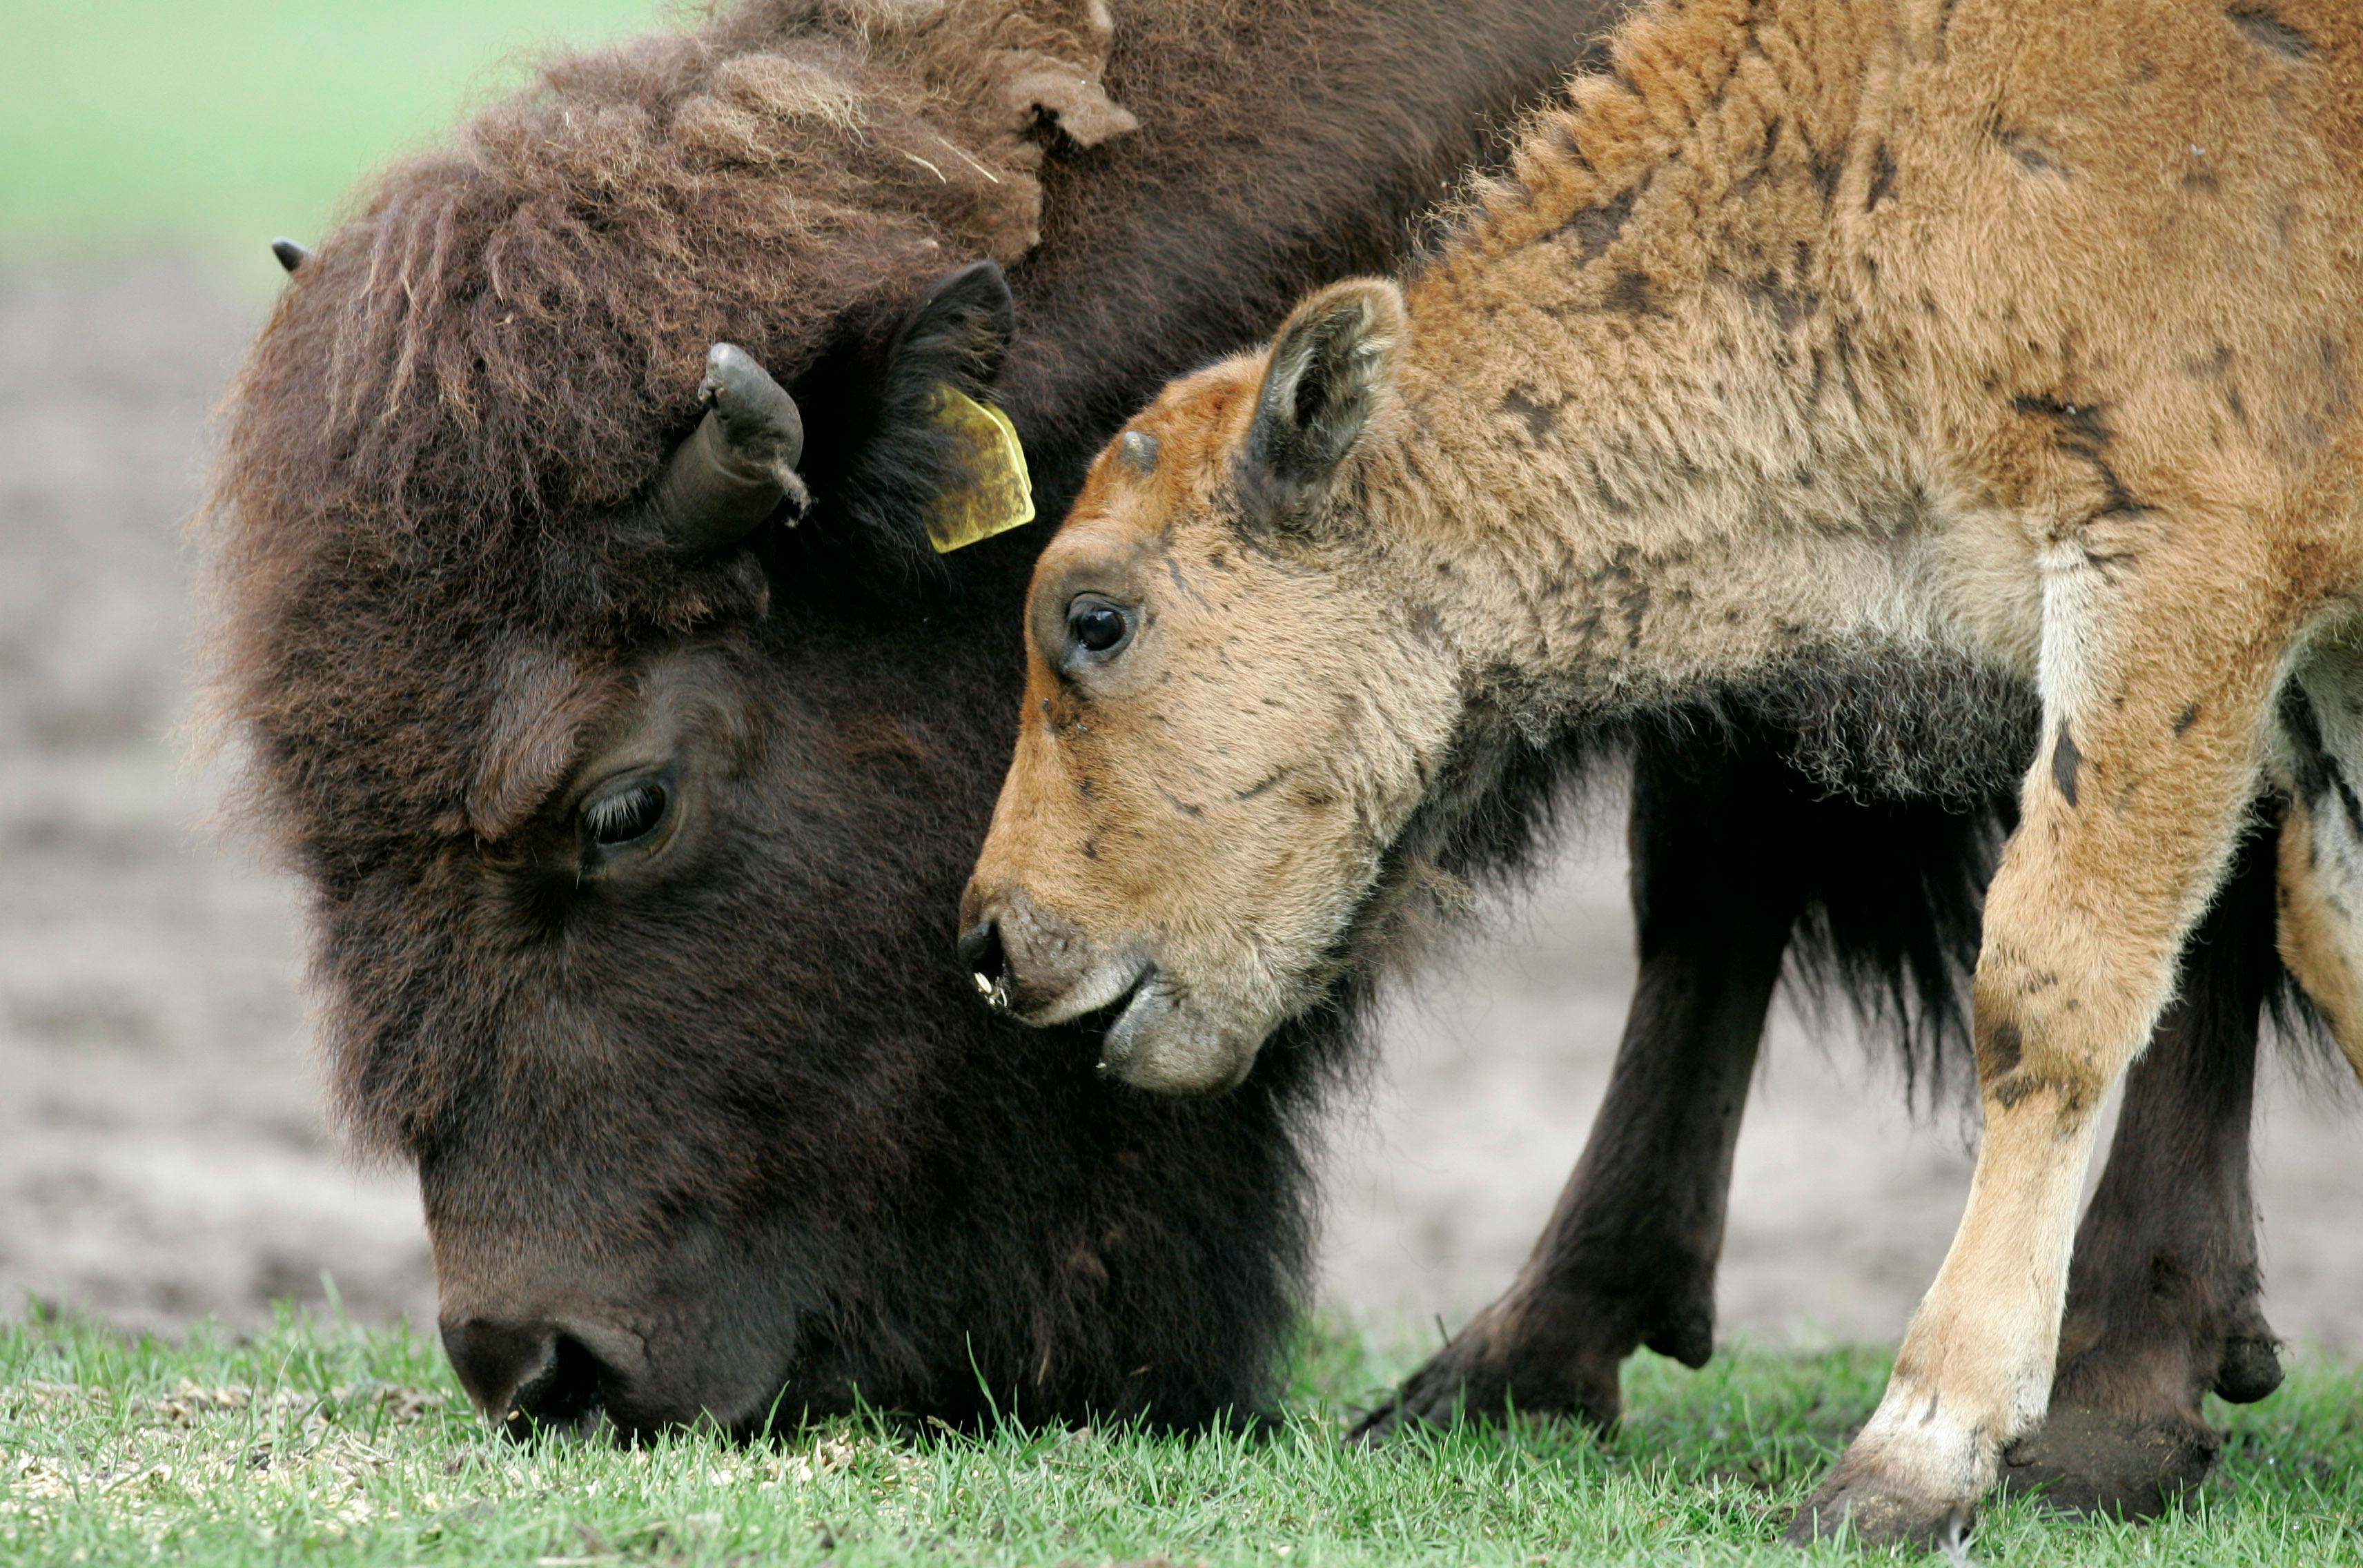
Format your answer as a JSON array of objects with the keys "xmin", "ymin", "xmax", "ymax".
[
  {"xmin": 5, "ymin": 1307, "xmax": 2359, "ymax": 1565},
  {"xmin": 3, "ymin": 11, "xmax": 2362, "ymax": 1560},
  {"xmin": 0, "ymin": 0, "xmax": 683, "ymax": 275}
]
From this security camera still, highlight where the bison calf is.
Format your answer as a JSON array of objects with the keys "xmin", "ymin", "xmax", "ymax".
[{"xmin": 966, "ymin": 0, "xmax": 2363, "ymax": 1545}]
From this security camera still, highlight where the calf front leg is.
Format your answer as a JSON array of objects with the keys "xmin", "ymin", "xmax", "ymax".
[
  {"xmin": 1788, "ymin": 539, "xmax": 2296, "ymax": 1549},
  {"xmin": 2000, "ymin": 814, "xmax": 2284, "ymax": 1516},
  {"xmin": 1353, "ymin": 732, "xmax": 1799, "ymax": 1436}
]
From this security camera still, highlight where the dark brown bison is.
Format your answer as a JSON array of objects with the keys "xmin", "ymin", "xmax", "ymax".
[{"xmin": 206, "ymin": 0, "xmax": 2290, "ymax": 1511}]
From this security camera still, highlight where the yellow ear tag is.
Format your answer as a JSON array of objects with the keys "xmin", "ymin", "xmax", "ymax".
[{"xmin": 925, "ymin": 384, "xmax": 1036, "ymax": 553}]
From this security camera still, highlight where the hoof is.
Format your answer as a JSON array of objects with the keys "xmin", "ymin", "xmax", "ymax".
[
  {"xmin": 1349, "ymin": 1358, "xmax": 1529, "ymax": 1443},
  {"xmin": 1348, "ymin": 1358, "xmax": 1482, "ymax": 1443},
  {"xmin": 1785, "ymin": 1461, "xmax": 1977, "ymax": 1551},
  {"xmin": 2213, "ymin": 1333, "xmax": 2284, "ymax": 1406},
  {"xmin": 1348, "ymin": 1399, "xmax": 1415, "ymax": 1443},
  {"xmin": 1349, "ymin": 1322, "xmax": 1618, "ymax": 1442},
  {"xmin": 1998, "ymin": 1407, "xmax": 2219, "ymax": 1518}
]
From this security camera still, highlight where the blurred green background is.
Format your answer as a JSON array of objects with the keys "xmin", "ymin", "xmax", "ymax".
[{"xmin": 0, "ymin": 0, "xmax": 683, "ymax": 281}]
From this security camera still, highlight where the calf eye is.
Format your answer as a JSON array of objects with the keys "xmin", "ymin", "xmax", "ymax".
[
  {"xmin": 1066, "ymin": 594, "xmax": 1133, "ymax": 658},
  {"xmin": 581, "ymin": 776, "xmax": 672, "ymax": 856}
]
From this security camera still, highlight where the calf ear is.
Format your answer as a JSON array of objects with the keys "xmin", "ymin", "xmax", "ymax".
[{"xmin": 1244, "ymin": 279, "xmax": 1407, "ymax": 512}]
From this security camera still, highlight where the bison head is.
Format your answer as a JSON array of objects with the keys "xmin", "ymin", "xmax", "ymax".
[
  {"xmin": 324, "ymin": 262, "xmax": 1054, "ymax": 1436},
  {"xmin": 206, "ymin": 0, "xmax": 1329, "ymax": 1437},
  {"xmin": 961, "ymin": 280, "xmax": 1469, "ymax": 1097}
]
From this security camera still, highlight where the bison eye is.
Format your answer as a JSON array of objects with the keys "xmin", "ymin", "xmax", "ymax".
[
  {"xmin": 1066, "ymin": 594, "xmax": 1133, "ymax": 658},
  {"xmin": 581, "ymin": 775, "xmax": 672, "ymax": 856}
]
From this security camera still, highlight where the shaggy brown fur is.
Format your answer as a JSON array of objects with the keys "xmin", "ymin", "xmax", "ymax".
[
  {"xmin": 968, "ymin": 0, "xmax": 2362, "ymax": 1543},
  {"xmin": 210, "ymin": 0, "xmax": 1137, "ymax": 878},
  {"xmin": 204, "ymin": 0, "xmax": 1669, "ymax": 1440}
]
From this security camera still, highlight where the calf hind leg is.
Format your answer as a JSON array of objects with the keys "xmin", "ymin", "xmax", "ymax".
[{"xmin": 2001, "ymin": 816, "xmax": 2285, "ymax": 1517}]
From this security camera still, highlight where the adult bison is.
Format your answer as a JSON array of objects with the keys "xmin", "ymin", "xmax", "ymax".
[{"xmin": 208, "ymin": 0, "xmax": 2285, "ymax": 1507}]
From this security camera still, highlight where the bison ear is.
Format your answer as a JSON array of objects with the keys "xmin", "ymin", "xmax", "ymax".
[
  {"xmin": 775, "ymin": 261, "xmax": 1021, "ymax": 573},
  {"xmin": 885, "ymin": 259, "xmax": 1017, "ymax": 398},
  {"xmin": 1244, "ymin": 279, "xmax": 1406, "ymax": 513}
]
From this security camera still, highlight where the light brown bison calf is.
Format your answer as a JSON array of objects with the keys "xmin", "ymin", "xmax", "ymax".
[{"xmin": 963, "ymin": 0, "xmax": 2363, "ymax": 1545}]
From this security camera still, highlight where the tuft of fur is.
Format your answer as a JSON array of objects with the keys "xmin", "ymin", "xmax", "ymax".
[
  {"xmin": 1729, "ymin": 647, "xmax": 2037, "ymax": 808},
  {"xmin": 204, "ymin": 0, "xmax": 1133, "ymax": 886}
]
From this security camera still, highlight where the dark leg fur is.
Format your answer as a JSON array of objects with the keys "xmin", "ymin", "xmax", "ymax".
[
  {"xmin": 1362, "ymin": 727, "xmax": 2282, "ymax": 1504},
  {"xmin": 2000, "ymin": 821, "xmax": 2284, "ymax": 1517},
  {"xmin": 1355, "ymin": 735, "xmax": 1801, "ymax": 1435}
]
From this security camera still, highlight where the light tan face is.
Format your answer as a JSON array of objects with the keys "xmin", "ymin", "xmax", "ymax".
[{"xmin": 961, "ymin": 280, "xmax": 1461, "ymax": 1095}]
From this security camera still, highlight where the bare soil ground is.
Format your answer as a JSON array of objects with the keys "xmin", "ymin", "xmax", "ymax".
[
  {"xmin": 0, "ymin": 262, "xmax": 436, "ymax": 1332},
  {"xmin": 1, "ymin": 261, "xmax": 2351, "ymax": 1360}
]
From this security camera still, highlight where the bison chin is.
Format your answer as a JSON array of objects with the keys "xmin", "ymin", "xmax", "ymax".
[{"xmin": 1099, "ymin": 971, "xmax": 1260, "ymax": 1098}]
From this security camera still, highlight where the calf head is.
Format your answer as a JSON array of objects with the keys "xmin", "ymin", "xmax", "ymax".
[{"xmin": 963, "ymin": 280, "xmax": 1463, "ymax": 1096}]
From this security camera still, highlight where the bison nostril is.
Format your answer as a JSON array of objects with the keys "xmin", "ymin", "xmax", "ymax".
[
  {"xmin": 958, "ymin": 918, "xmax": 1013, "ymax": 1012},
  {"xmin": 506, "ymin": 1333, "xmax": 608, "ymax": 1440},
  {"xmin": 441, "ymin": 1320, "xmax": 609, "ymax": 1441}
]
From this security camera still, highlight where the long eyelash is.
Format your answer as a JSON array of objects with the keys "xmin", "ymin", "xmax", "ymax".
[{"xmin": 586, "ymin": 785, "xmax": 661, "ymax": 841}]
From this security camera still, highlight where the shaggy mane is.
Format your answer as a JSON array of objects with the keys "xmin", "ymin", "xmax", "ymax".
[{"xmin": 203, "ymin": 0, "xmax": 1135, "ymax": 882}]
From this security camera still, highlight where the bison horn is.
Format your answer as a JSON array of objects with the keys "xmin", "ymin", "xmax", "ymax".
[
  {"xmin": 271, "ymin": 237, "xmax": 313, "ymax": 273},
  {"xmin": 645, "ymin": 343, "xmax": 808, "ymax": 557}
]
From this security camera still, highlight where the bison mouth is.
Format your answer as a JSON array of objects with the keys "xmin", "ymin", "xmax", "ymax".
[
  {"xmin": 1092, "ymin": 962, "xmax": 1160, "ymax": 1070},
  {"xmin": 1094, "ymin": 966, "xmax": 1257, "ymax": 1098},
  {"xmin": 501, "ymin": 1333, "xmax": 614, "ymax": 1442},
  {"xmin": 444, "ymin": 1321, "xmax": 616, "ymax": 1444}
]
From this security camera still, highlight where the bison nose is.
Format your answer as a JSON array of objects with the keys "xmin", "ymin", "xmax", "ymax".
[
  {"xmin": 440, "ymin": 1318, "xmax": 611, "ymax": 1440},
  {"xmin": 958, "ymin": 916, "xmax": 1014, "ymax": 1012},
  {"xmin": 957, "ymin": 885, "xmax": 1106, "ymax": 1021}
]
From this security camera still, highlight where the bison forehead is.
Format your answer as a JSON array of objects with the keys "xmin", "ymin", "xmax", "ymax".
[{"xmin": 205, "ymin": 0, "xmax": 1136, "ymax": 872}]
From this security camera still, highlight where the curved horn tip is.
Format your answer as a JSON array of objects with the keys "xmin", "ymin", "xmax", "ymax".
[
  {"xmin": 642, "ymin": 342, "xmax": 807, "ymax": 556},
  {"xmin": 699, "ymin": 342, "xmax": 778, "ymax": 409},
  {"xmin": 697, "ymin": 343, "xmax": 803, "ymax": 469},
  {"xmin": 270, "ymin": 237, "xmax": 313, "ymax": 273}
]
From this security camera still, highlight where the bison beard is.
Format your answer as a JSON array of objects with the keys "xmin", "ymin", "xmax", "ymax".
[{"xmin": 208, "ymin": 0, "xmax": 2289, "ymax": 1484}]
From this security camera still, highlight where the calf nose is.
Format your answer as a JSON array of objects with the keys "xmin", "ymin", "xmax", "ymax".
[
  {"xmin": 958, "ymin": 915, "xmax": 1014, "ymax": 1012},
  {"xmin": 440, "ymin": 1318, "xmax": 611, "ymax": 1440},
  {"xmin": 955, "ymin": 884, "xmax": 1101, "ymax": 1019}
]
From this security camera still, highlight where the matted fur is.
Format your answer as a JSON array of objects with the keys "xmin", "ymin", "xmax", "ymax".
[{"xmin": 200, "ymin": 0, "xmax": 1646, "ymax": 1436}]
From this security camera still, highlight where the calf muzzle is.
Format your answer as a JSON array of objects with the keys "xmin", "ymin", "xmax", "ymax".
[{"xmin": 955, "ymin": 882, "xmax": 1135, "ymax": 1026}]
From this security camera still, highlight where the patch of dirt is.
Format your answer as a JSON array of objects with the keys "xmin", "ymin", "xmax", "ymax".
[
  {"xmin": 0, "ymin": 261, "xmax": 433, "ymax": 1333},
  {"xmin": 0, "ymin": 259, "xmax": 2351, "ymax": 1366}
]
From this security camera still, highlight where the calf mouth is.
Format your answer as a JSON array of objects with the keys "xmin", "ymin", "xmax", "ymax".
[
  {"xmin": 965, "ymin": 914, "xmax": 1149, "ymax": 1029},
  {"xmin": 1094, "ymin": 963, "xmax": 1161, "ymax": 1072},
  {"xmin": 1097, "ymin": 968, "xmax": 1255, "ymax": 1098}
]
